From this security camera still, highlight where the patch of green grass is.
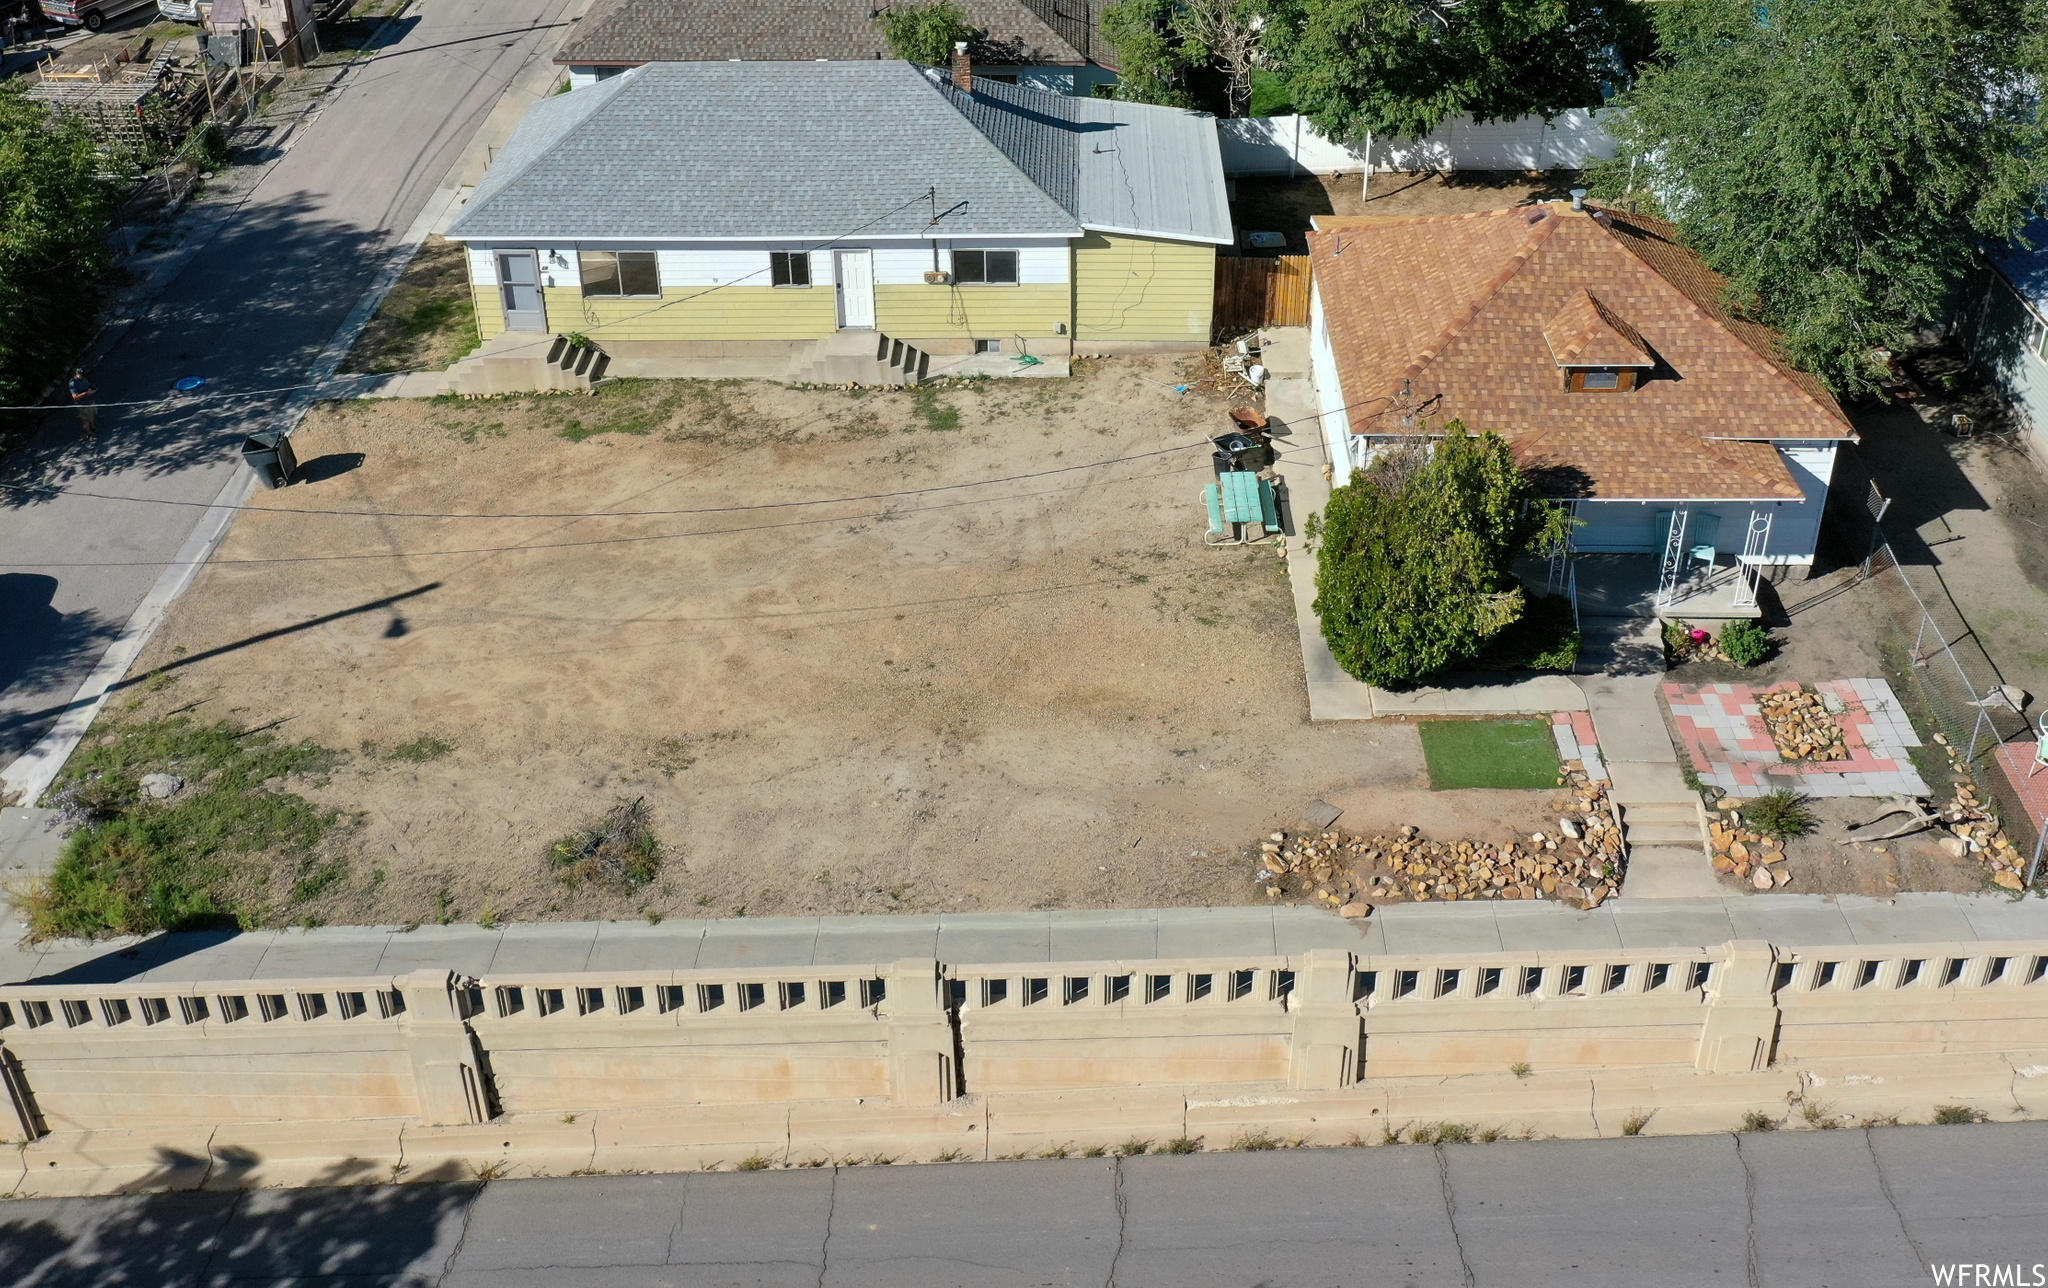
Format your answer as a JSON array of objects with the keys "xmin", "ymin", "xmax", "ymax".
[
  {"xmin": 388, "ymin": 736, "xmax": 453, "ymax": 763},
  {"xmin": 1417, "ymin": 718, "xmax": 1561, "ymax": 790},
  {"xmin": 1247, "ymin": 69, "xmax": 1294, "ymax": 117},
  {"xmin": 29, "ymin": 717, "xmax": 343, "ymax": 939},
  {"xmin": 908, "ymin": 384, "xmax": 961, "ymax": 432}
]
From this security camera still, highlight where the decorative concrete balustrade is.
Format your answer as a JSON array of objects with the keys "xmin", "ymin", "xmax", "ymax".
[{"xmin": 4, "ymin": 938, "xmax": 2047, "ymax": 1146}]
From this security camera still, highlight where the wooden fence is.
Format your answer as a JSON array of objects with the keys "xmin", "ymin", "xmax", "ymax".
[{"xmin": 1215, "ymin": 255, "xmax": 1311, "ymax": 331}]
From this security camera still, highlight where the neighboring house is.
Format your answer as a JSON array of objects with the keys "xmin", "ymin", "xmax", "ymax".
[
  {"xmin": 444, "ymin": 59, "xmax": 1229, "ymax": 378},
  {"xmin": 555, "ymin": 0, "xmax": 1115, "ymax": 96},
  {"xmin": 1306, "ymin": 202, "xmax": 1858, "ymax": 606},
  {"xmin": 1964, "ymin": 216, "xmax": 2048, "ymax": 458}
]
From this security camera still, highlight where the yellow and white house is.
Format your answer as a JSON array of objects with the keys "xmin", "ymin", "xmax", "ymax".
[{"xmin": 444, "ymin": 59, "xmax": 1232, "ymax": 382}]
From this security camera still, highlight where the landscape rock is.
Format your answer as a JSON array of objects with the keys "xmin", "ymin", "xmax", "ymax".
[
  {"xmin": 139, "ymin": 773, "xmax": 182, "ymax": 800},
  {"xmin": 1339, "ymin": 901, "xmax": 1373, "ymax": 919}
]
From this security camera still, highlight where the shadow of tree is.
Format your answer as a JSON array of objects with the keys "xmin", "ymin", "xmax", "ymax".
[
  {"xmin": 0, "ymin": 573, "xmax": 123, "ymax": 761},
  {"xmin": 0, "ymin": 194, "xmax": 418, "ymax": 492},
  {"xmin": 0, "ymin": 1151, "xmax": 480, "ymax": 1287}
]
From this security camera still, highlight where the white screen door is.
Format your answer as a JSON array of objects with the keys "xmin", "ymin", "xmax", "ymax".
[
  {"xmin": 496, "ymin": 251, "xmax": 547, "ymax": 331},
  {"xmin": 835, "ymin": 250, "xmax": 875, "ymax": 330}
]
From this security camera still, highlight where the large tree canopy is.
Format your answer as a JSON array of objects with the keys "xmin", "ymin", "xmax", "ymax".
[
  {"xmin": 0, "ymin": 84, "xmax": 125, "ymax": 412},
  {"xmin": 1589, "ymin": 0, "xmax": 2048, "ymax": 397},
  {"xmin": 875, "ymin": 0, "xmax": 976, "ymax": 65},
  {"xmin": 1313, "ymin": 428, "xmax": 1567, "ymax": 688},
  {"xmin": 1266, "ymin": 0, "xmax": 1650, "ymax": 143}
]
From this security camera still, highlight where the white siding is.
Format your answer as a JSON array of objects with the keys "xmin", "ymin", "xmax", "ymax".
[
  {"xmin": 874, "ymin": 246, "xmax": 936, "ymax": 286},
  {"xmin": 1767, "ymin": 443, "xmax": 1837, "ymax": 564},
  {"xmin": 658, "ymin": 248, "xmax": 772, "ymax": 287},
  {"xmin": 1308, "ymin": 280, "xmax": 1353, "ymax": 480},
  {"xmin": 468, "ymin": 249, "xmax": 497, "ymax": 286},
  {"xmin": 871, "ymin": 242, "xmax": 1070, "ymax": 285},
  {"xmin": 1218, "ymin": 110, "xmax": 1615, "ymax": 177}
]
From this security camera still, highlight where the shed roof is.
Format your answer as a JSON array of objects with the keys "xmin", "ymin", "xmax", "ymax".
[
  {"xmin": 1307, "ymin": 204, "xmax": 1854, "ymax": 503},
  {"xmin": 555, "ymin": 0, "xmax": 1087, "ymax": 67},
  {"xmin": 448, "ymin": 61, "xmax": 1230, "ymax": 246}
]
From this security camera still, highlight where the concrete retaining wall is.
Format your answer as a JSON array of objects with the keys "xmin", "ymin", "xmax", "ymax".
[{"xmin": 3, "ymin": 937, "xmax": 2047, "ymax": 1190}]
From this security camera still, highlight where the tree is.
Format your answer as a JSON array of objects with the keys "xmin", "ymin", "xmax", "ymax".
[
  {"xmin": 1102, "ymin": 0, "xmax": 1272, "ymax": 115},
  {"xmin": 1586, "ymin": 0, "xmax": 2048, "ymax": 398},
  {"xmin": 1312, "ymin": 427, "xmax": 1551, "ymax": 687},
  {"xmin": 876, "ymin": 0, "xmax": 976, "ymax": 66},
  {"xmin": 1100, "ymin": 0, "xmax": 1200, "ymax": 107},
  {"xmin": 0, "ymin": 84, "xmax": 126, "ymax": 415},
  {"xmin": 1170, "ymin": 0, "xmax": 1272, "ymax": 118},
  {"xmin": 1266, "ymin": 0, "xmax": 1650, "ymax": 144}
]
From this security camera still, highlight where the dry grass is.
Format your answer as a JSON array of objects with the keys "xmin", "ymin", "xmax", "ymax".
[{"xmin": 121, "ymin": 358, "xmax": 1428, "ymax": 926}]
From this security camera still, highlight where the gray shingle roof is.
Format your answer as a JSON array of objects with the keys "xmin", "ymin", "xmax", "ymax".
[
  {"xmin": 555, "ymin": 0, "xmax": 1086, "ymax": 67},
  {"xmin": 449, "ymin": 62, "xmax": 1232, "ymax": 246},
  {"xmin": 447, "ymin": 63, "xmax": 1081, "ymax": 242}
]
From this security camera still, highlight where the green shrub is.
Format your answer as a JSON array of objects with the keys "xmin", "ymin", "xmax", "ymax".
[
  {"xmin": 1718, "ymin": 618, "xmax": 1771, "ymax": 666},
  {"xmin": 1466, "ymin": 587, "xmax": 1580, "ymax": 672},
  {"xmin": 1738, "ymin": 1111, "xmax": 1778, "ymax": 1133},
  {"xmin": 1745, "ymin": 788, "xmax": 1816, "ymax": 838},
  {"xmin": 548, "ymin": 797, "xmax": 663, "ymax": 889},
  {"xmin": 1313, "ymin": 430, "xmax": 1540, "ymax": 687},
  {"xmin": 1158, "ymin": 1135, "xmax": 1202, "ymax": 1155},
  {"xmin": 1931, "ymin": 1104, "xmax": 1987, "ymax": 1125}
]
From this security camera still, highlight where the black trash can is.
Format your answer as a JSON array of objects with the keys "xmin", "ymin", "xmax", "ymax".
[{"xmin": 240, "ymin": 431, "xmax": 297, "ymax": 489}]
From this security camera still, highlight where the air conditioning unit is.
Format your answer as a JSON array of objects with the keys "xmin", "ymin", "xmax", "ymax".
[{"xmin": 923, "ymin": 270, "xmax": 952, "ymax": 285}]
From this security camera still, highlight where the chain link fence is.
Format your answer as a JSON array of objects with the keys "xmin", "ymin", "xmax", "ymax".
[{"xmin": 1863, "ymin": 539, "xmax": 2045, "ymax": 876}]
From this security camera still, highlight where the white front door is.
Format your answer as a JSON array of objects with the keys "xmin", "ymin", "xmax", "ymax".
[{"xmin": 835, "ymin": 250, "xmax": 875, "ymax": 330}]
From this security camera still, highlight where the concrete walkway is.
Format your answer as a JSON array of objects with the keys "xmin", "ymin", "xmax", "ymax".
[
  {"xmin": 8, "ymin": 893, "xmax": 2043, "ymax": 986},
  {"xmin": 1263, "ymin": 330, "xmax": 1585, "ymax": 721},
  {"xmin": 1577, "ymin": 616, "xmax": 1723, "ymax": 898}
]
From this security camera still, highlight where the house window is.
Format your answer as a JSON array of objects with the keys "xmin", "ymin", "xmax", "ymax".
[
  {"xmin": 953, "ymin": 249, "xmax": 1019, "ymax": 285},
  {"xmin": 2028, "ymin": 310, "xmax": 2048, "ymax": 362},
  {"xmin": 771, "ymin": 251, "xmax": 812, "ymax": 288},
  {"xmin": 580, "ymin": 250, "xmax": 660, "ymax": 298},
  {"xmin": 1568, "ymin": 368, "xmax": 1636, "ymax": 391}
]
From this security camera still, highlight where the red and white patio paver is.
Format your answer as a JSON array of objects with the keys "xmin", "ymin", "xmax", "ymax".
[{"xmin": 1664, "ymin": 679, "xmax": 1929, "ymax": 799}]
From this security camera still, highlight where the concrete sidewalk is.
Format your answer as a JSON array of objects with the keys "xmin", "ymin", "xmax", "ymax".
[{"xmin": 8, "ymin": 893, "xmax": 2044, "ymax": 985}]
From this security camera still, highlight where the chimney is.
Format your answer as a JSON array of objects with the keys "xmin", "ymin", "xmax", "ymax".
[
  {"xmin": 951, "ymin": 40, "xmax": 971, "ymax": 92},
  {"xmin": 1570, "ymin": 187, "xmax": 1588, "ymax": 212}
]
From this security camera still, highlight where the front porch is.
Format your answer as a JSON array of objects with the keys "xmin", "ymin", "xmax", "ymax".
[{"xmin": 1560, "ymin": 553, "xmax": 1767, "ymax": 625}]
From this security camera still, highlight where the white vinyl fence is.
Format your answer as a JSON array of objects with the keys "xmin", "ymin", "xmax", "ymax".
[{"xmin": 1217, "ymin": 110, "xmax": 1617, "ymax": 176}]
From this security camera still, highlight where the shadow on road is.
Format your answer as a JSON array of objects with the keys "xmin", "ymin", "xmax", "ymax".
[{"xmin": 0, "ymin": 1173, "xmax": 478, "ymax": 1287}]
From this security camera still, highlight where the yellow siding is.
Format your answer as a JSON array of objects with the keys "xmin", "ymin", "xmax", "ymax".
[
  {"xmin": 539, "ymin": 286, "xmax": 840, "ymax": 341},
  {"xmin": 473, "ymin": 281, "xmax": 505, "ymax": 343},
  {"xmin": 874, "ymin": 284, "xmax": 1072, "ymax": 340},
  {"xmin": 1073, "ymin": 233, "xmax": 1216, "ymax": 343}
]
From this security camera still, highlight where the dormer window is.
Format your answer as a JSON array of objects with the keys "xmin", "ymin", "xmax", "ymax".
[{"xmin": 1544, "ymin": 289, "xmax": 1656, "ymax": 393}]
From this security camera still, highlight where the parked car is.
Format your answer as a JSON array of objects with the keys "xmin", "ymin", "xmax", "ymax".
[{"xmin": 39, "ymin": 0, "xmax": 155, "ymax": 29}]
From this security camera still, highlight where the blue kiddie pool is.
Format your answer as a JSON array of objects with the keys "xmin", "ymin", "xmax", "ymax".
[{"xmin": 174, "ymin": 377, "xmax": 205, "ymax": 391}]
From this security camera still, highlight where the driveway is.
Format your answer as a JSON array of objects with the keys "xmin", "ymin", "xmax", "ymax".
[{"xmin": 0, "ymin": 0, "xmax": 576, "ymax": 771}]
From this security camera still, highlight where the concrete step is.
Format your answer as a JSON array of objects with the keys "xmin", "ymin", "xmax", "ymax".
[
  {"xmin": 1625, "ymin": 823, "xmax": 1707, "ymax": 847},
  {"xmin": 1619, "ymin": 802, "xmax": 1699, "ymax": 825}
]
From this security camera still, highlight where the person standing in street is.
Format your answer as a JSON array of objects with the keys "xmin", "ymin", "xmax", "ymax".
[{"xmin": 69, "ymin": 369, "xmax": 98, "ymax": 437}]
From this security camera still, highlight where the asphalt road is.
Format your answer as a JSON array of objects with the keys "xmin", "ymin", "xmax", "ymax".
[
  {"xmin": 0, "ymin": 0, "xmax": 574, "ymax": 763},
  {"xmin": 2, "ymin": 1124, "xmax": 2042, "ymax": 1286}
]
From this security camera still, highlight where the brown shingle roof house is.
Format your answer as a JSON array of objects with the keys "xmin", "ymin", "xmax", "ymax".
[
  {"xmin": 1305, "ymin": 201, "xmax": 1858, "ymax": 588},
  {"xmin": 557, "ymin": 0, "xmax": 1114, "ymax": 96}
]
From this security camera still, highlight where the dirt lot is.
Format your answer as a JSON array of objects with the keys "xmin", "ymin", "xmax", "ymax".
[{"xmin": 107, "ymin": 359, "xmax": 1506, "ymax": 926}]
